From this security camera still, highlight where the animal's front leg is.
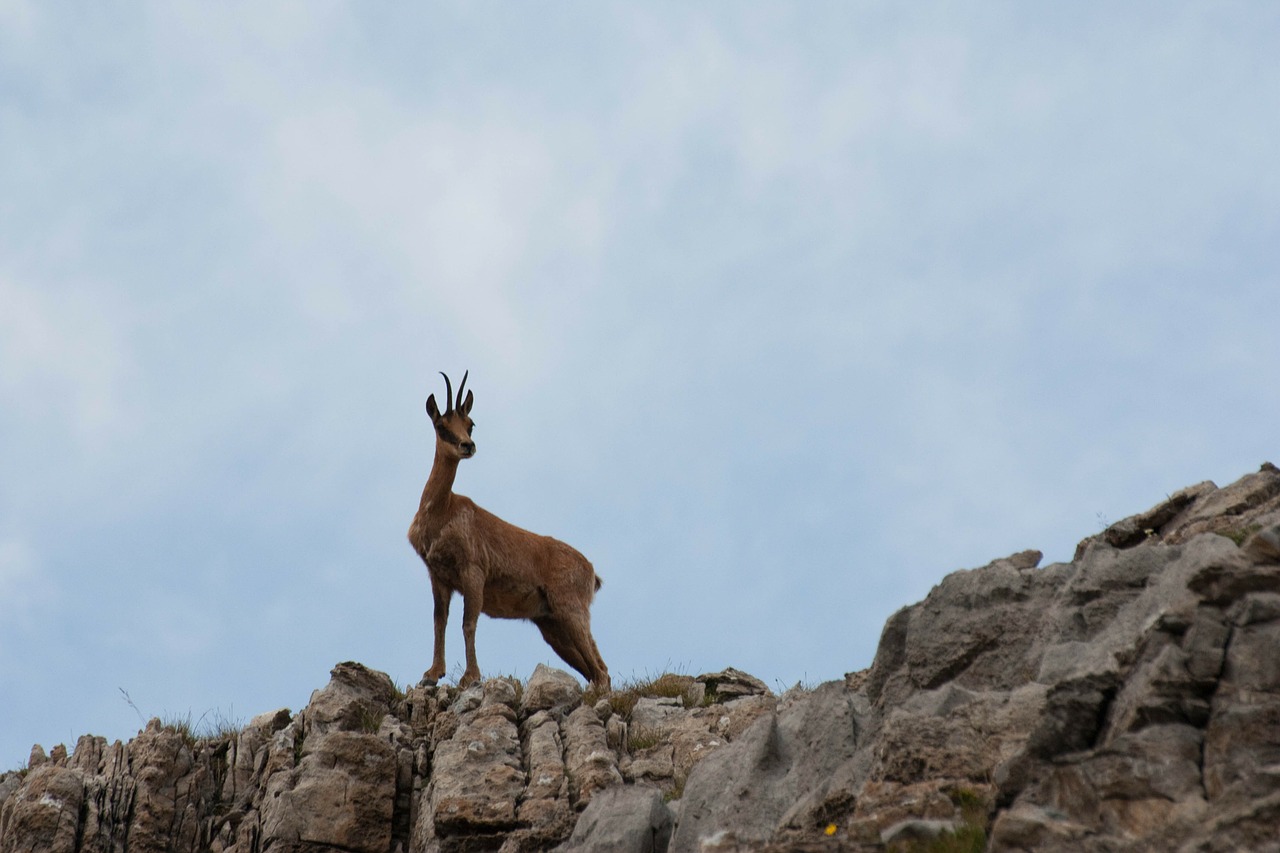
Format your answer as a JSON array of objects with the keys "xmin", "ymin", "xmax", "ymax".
[
  {"xmin": 423, "ymin": 577, "xmax": 451, "ymax": 685},
  {"xmin": 458, "ymin": 585, "xmax": 484, "ymax": 688}
]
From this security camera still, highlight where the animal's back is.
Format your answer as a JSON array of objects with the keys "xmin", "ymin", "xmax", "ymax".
[{"xmin": 470, "ymin": 502, "xmax": 598, "ymax": 595}]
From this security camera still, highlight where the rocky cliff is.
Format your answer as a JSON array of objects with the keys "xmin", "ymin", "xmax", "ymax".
[{"xmin": 3, "ymin": 463, "xmax": 1280, "ymax": 853}]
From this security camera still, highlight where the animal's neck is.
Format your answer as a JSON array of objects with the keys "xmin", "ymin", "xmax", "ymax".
[{"xmin": 418, "ymin": 445, "xmax": 460, "ymax": 520}]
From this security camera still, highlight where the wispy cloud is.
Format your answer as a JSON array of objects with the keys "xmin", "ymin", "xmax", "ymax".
[
  {"xmin": 0, "ymin": 273, "xmax": 134, "ymax": 452},
  {"xmin": 2, "ymin": 2, "xmax": 1278, "ymax": 767}
]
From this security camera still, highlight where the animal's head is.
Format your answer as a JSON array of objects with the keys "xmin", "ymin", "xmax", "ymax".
[{"xmin": 426, "ymin": 370, "xmax": 475, "ymax": 460}]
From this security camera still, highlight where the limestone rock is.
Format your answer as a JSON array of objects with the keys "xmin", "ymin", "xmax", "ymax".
[
  {"xmin": 563, "ymin": 705, "xmax": 623, "ymax": 809},
  {"xmin": 0, "ymin": 766, "xmax": 85, "ymax": 853},
  {"xmin": 522, "ymin": 663, "xmax": 583, "ymax": 713},
  {"xmin": 260, "ymin": 731, "xmax": 397, "ymax": 853},
  {"xmin": 695, "ymin": 668, "xmax": 771, "ymax": 702},
  {"xmin": 556, "ymin": 785, "xmax": 673, "ymax": 853},
  {"xmin": 306, "ymin": 660, "xmax": 398, "ymax": 736},
  {"xmin": 427, "ymin": 701, "xmax": 525, "ymax": 835},
  {"xmin": 670, "ymin": 681, "xmax": 859, "ymax": 850},
  {"xmin": 5, "ymin": 463, "xmax": 1280, "ymax": 853}
]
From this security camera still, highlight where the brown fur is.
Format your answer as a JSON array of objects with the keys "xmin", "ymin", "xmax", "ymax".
[{"xmin": 407, "ymin": 374, "xmax": 610, "ymax": 690}]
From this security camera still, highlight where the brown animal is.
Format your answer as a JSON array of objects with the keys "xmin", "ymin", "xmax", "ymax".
[{"xmin": 407, "ymin": 371, "xmax": 611, "ymax": 690}]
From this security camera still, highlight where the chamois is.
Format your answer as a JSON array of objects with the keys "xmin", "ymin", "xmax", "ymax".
[{"xmin": 407, "ymin": 371, "xmax": 611, "ymax": 690}]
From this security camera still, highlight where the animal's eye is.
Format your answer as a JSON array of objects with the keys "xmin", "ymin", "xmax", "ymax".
[{"xmin": 467, "ymin": 423, "xmax": 475, "ymax": 435}]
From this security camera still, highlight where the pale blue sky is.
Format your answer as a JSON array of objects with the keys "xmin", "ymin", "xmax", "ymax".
[{"xmin": 3, "ymin": 2, "xmax": 1278, "ymax": 767}]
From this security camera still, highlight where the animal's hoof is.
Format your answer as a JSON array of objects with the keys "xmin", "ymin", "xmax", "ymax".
[{"xmin": 420, "ymin": 673, "xmax": 441, "ymax": 687}]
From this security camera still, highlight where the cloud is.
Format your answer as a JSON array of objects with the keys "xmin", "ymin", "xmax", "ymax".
[
  {"xmin": 2, "ymin": 1, "xmax": 1280, "ymax": 771},
  {"xmin": 0, "ymin": 538, "xmax": 55, "ymax": 631},
  {"xmin": 0, "ymin": 273, "xmax": 133, "ymax": 451}
]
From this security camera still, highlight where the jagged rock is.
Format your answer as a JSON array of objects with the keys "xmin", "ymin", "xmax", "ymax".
[
  {"xmin": 556, "ymin": 785, "xmax": 673, "ymax": 853},
  {"xmin": 670, "ymin": 463, "xmax": 1280, "ymax": 851},
  {"xmin": 563, "ymin": 705, "xmax": 623, "ymax": 809},
  {"xmin": 1167, "ymin": 462, "xmax": 1280, "ymax": 543},
  {"xmin": 1099, "ymin": 481, "xmax": 1214, "ymax": 549},
  {"xmin": 260, "ymin": 731, "xmax": 397, "ymax": 853},
  {"xmin": 0, "ymin": 766, "xmax": 85, "ymax": 853},
  {"xmin": 880, "ymin": 817, "xmax": 960, "ymax": 846},
  {"xmin": 306, "ymin": 661, "xmax": 398, "ymax": 735},
  {"xmin": 124, "ymin": 719, "xmax": 207, "ymax": 853},
  {"xmin": 426, "ymin": 696, "xmax": 525, "ymax": 835},
  {"xmin": 695, "ymin": 668, "xmax": 770, "ymax": 701},
  {"xmin": 670, "ymin": 682, "xmax": 859, "ymax": 850},
  {"xmin": 518, "ymin": 709, "xmax": 575, "ymax": 837},
  {"xmin": 630, "ymin": 696, "xmax": 684, "ymax": 733},
  {"xmin": 5, "ymin": 463, "xmax": 1280, "ymax": 853},
  {"xmin": 520, "ymin": 711, "xmax": 567, "ymax": 802},
  {"xmin": 522, "ymin": 663, "xmax": 583, "ymax": 713},
  {"xmin": 624, "ymin": 744, "xmax": 675, "ymax": 786},
  {"xmin": 1245, "ymin": 523, "xmax": 1280, "ymax": 563}
]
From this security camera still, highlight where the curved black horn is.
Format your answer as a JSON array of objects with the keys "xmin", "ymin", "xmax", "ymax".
[
  {"xmin": 439, "ymin": 371, "xmax": 454, "ymax": 412},
  {"xmin": 455, "ymin": 370, "xmax": 469, "ymax": 408}
]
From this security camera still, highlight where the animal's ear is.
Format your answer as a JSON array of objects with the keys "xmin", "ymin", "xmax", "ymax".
[
  {"xmin": 460, "ymin": 390, "xmax": 474, "ymax": 416},
  {"xmin": 426, "ymin": 395, "xmax": 441, "ymax": 421}
]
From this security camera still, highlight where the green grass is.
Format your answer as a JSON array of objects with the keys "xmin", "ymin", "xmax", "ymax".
[
  {"xmin": 1219, "ymin": 524, "xmax": 1263, "ymax": 546},
  {"xmin": 882, "ymin": 786, "xmax": 990, "ymax": 852},
  {"xmin": 903, "ymin": 824, "xmax": 986, "ymax": 853}
]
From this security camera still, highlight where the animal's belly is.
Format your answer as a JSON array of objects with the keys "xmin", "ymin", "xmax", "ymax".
[{"xmin": 482, "ymin": 581, "xmax": 549, "ymax": 620}]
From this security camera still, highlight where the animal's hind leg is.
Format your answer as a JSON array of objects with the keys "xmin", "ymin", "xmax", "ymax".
[
  {"xmin": 568, "ymin": 615, "xmax": 610, "ymax": 691},
  {"xmin": 585, "ymin": 633, "xmax": 610, "ymax": 691},
  {"xmin": 533, "ymin": 617, "xmax": 593, "ymax": 682}
]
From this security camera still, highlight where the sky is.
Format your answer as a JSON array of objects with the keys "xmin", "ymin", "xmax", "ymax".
[{"xmin": 2, "ymin": 2, "xmax": 1279, "ymax": 768}]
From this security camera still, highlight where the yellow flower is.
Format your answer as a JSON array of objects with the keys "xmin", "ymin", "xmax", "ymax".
[{"xmin": 824, "ymin": 823, "xmax": 837, "ymax": 836}]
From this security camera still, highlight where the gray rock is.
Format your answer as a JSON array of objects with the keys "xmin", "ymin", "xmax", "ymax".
[
  {"xmin": 630, "ymin": 696, "xmax": 684, "ymax": 733},
  {"xmin": 261, "ymin": 730, "xmax": 397, "ymax": 853},
  {"xmin": 4, "ymin": 463, "xmax": 1280, "ymax": 853},
  {"xmin": 305, "ymin": 661, "xmax": 398, "ymax": 736},
  {"xmin": 523, "ymin": 663, "xmax": 583, "ymax": 714},
  {"xmin": 1244, "ymin": 522, "xmax": 1280, "ymax": 564},
  {"xmin": 0, "ymin": 766, "xmax": 84, "ymax": 853},
  {"xmin": 695, "ymin": 668, "xmax": 771, "ymax": 701},
  {"xmin": 426, "ymin": 703, "xmax": 525, "ymax": 835},
  {"xmin": 563, "ymin": 705, "xmax": 623, "ymax": 808},
  {"xmin": 880, "ymin": 818, "xmax": 959, "ymax": 846},
  {"xmin": 556, "ymin": 785, "xmax": 673, "ymax": 853},
  {"xmin": 670, "ymin": 682, "xmax": 858, "ymax": 851}
]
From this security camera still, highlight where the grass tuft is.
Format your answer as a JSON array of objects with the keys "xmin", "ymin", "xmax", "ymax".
[
  {"xmin": 1220, "ymin": 524, "xmax": 1263, "ymax": 546},
  {"xmin": 626, "ymin": 726, "xmax": 663, "ymax": 752},
  {"xmin": 356, "ymin": 705, "xmax": 385, "ymax": 734},
  {"xmin": 588, "ymin": 670, "xmax": 697, "ymax": 720}
]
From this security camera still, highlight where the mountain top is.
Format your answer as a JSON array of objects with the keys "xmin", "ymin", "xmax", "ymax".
[{"xmin": 2, "ymin": 462, "xmax": 1279, "ymax": 852}]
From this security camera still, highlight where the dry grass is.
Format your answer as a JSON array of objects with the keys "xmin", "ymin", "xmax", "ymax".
[{"xmin": 586, "ymin": 672, "xmax": 696, "ymax": 720}]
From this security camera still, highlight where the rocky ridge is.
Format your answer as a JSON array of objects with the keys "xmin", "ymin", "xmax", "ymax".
[{"xmin": 3, "ymin": 462, "xmax": 1280, "ymax": 852}]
